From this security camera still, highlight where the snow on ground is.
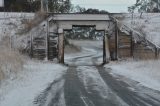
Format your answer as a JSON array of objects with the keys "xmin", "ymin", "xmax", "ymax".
[
  {"xmin": 0, "ymin": 61, "xmax": 67, "ymax": 106},
  {"xmin": 0, "ymin": 12, "xmax": 34, "ymax": 18},
  {"xmin": 64, "ymin": 40, "xmax": 104, "ymax": 65},
  {"xmin": 0, "ymin": 12, "xmax": 34, "ymax": 40},
  {"xmin": 0, "ymin": 12, "xmax": 35, "ymax": 51},
  {"xmin": 105, "ymin": 60, "xmax": 160, "ymax": 91},
  {"xmin": 65, "ymin": 46, "xmax": 97, "ymax": 60},
  {"xmin": 120, "ymin": 13, "xmax": 160, "ymax": 47},
  {"xmin": 65, "ymin": 46, "xmax": 102, "ymax": 65}
]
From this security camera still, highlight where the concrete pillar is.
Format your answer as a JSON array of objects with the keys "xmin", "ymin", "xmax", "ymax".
[
  {"xmin": 115, "ymin": 22, "xmax": 119, "ymax": 60},
  {"xmin": 58, "ymin": 28, "xmax": 64, "ymax": 63},
  {"xmin": 103, "ymin": 30, "xmax": 110, "ymax": 64},
  {"xmin": 105, "ymin": 31, "xmax": 110, "ymax": 63},
  {"xmin": 103, "ymin": 32, "xmax": 106, "ymax": 63}
]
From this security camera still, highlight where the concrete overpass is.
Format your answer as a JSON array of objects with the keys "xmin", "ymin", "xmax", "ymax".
[{"xmin": 45, "ymin": 13, "xmax": 117, "ymax": 63}]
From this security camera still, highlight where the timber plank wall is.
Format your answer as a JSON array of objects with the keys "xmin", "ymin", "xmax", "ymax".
[{"xmin": 109, "ymin": 30, "xmax": 160, "ymax": 60}]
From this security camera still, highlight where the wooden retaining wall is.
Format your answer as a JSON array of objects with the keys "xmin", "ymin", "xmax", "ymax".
[
  {"xmin": 133, "ymin": 43, "xmax": 159, "ymax": 60},
  {"xmin": 116, "ymin": 30, "xmax": 159, "ymax": 60},
  {"xmin": 118, "ymin": 31, "xmax": 132, "ymax": 58}
]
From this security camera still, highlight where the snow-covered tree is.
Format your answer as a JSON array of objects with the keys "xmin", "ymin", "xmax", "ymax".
[
  {"xmin": 129, "ymin": 0, "xmax": 160, "ymax": 13},
  {"xmin": 44, "ymin": 0, "xmax": 72, "ymax": 13},
  {"xmin": 128, "ymin": 0, "xmax": 160, "ymax": 18}
]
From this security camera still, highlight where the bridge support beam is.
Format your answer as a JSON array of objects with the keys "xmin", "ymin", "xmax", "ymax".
[
  {"xmin": 105, "ymin": 31, "xmax": 110, "ymax": 63},
  {"xmin": 103, "ymin": 34, "xmax": 106, "ymax": 63},
  {"xmin": 58, "ymin": 28, "xmax": 64, "ymax": 63},
  {"xmin": 115, "ymin": 22, "xmax": 118, "ymax": 60},
  {"xmin": 103, "ymin": 30, "xmax": 110, "ymax": 64}
]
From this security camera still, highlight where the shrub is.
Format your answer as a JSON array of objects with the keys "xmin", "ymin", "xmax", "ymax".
[{"xmin": 24, "ymin": 11, "xmax": 47, "ymax": 32}]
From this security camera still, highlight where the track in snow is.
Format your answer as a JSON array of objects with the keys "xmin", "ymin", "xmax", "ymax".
[{"xmin": 35, "ymin": 41, "xmax": 160, "ymax": 106}]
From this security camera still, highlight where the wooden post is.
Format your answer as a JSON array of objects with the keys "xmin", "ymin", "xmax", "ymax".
[
  {"xmin": 103, "ymin": 30, "xmax": 110, "ymax": 64},
  {"xmin": 46, "ymin": 20, "xmax": 49, "ymax": 60},
  {"xmin": 103, "ymin": 31, "xmax": 106, "ymax": 63},
  {"xmin": 115, "ymin": 21, "xmax": 118, "ymax": 60},
  {"xmin": 58, "ymin": 28, "xmax": 64, "ymax": 63},
  {"xmin": 130, "ymin": 31, "xmax": 134, "ymax": 57},
  {"xmin": 155, "ymin": 47, "xmax": 158, "ymax": 59}
]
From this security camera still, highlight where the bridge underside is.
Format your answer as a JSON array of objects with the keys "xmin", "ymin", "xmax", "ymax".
[
  {"xmin": 30, "ymin": 13, "xmax": 159, "ymax": 62},
  {"xmin": 44, "ymin": 14, "xmax": 118, "ymax": 63}
]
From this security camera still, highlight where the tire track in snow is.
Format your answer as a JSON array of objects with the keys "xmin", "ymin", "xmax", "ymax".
[
  {"xmin": 77, "ymin": 66, "xmax": 128, "ymax": 106},
  {"xmin": 98, "ymin": 66, "xmax": 160, "ymax": 106},
  {"xmin": 64, "ymin": 66, "xmax": 96, "ymax": 106},
  {"xmin": 34, "ymin": 75, "xmax": 66, "ymax": 106},
  {"xmin": 64, "ymin": 44, "xmax": 126, "ymax": 106}
]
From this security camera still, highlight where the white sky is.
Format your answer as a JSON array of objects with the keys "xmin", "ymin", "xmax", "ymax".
[
  {"xmin": 0, "ymin": 0, "xmax": 4, "ymax": 7},
  {"xmin": 72, "ymin": 0, "xmax": 136, "ymax": 13}
]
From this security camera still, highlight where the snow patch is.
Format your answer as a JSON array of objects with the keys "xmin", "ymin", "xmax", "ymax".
[
  {"xmin": 0, "ymin": 61, "xmax": 67, "ymax": 106},
  {"xmin": 105, "ymin": 60, "xmax": 160, "ymax": 91}
]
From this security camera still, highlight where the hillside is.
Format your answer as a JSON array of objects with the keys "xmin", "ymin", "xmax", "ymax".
[{"xmin": 119, "ymin": 13, "xmax": 160, "ymax": 47}]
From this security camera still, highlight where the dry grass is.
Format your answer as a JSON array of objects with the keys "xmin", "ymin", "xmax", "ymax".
[
  {"xmin": 18, "ymin": 11, "xmax": 47, "ymax": 35},
  {"xmin": 24, "ymin": 11, "xmax": 47, "ymax": 32},
  {"xmin": 0, "ymin": 36, "xmax": 24, "ymax": 81}
]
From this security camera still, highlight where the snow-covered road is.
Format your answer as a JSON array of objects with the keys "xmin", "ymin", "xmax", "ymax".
[
  {"xmin": 1, "ymin": 40, "xmax": 160, "ymax": 106},
  {"xmin": 35, "ymin": 40, "xmax": 160, "ymax": 106}
]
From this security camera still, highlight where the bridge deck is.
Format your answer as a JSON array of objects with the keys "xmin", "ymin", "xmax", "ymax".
[{"xmin": 48, "ymin": 13, "xmax": 111, "ymax": 21}]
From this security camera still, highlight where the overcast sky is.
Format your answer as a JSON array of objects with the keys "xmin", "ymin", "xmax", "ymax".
[
  {"xmin": 72, "ymin": 0, "xmax": 136, "ymax": 13},
  {"xmin": 0, "ymin": 0, "xmax": 136, "ymax": 12},
  {"xmin": 0, "ymin": 0, "xmax": 4, "ymax": 7}
]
